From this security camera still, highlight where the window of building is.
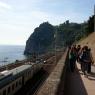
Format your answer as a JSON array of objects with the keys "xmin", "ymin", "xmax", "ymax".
[
  {"xmin": 8, "ymin": 86, "xmax": 11, "ymax": 94},
  {"xmin": 3, "ymin": 89, "xmax": 6, "ymax": 95}
]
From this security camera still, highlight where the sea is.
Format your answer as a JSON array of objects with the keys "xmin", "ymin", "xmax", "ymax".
[{"xmin": 0, "ymin": 45, "xmax": 26, "ymax": 66}]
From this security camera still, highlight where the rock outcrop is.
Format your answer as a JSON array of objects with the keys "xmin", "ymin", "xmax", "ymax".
[{"xmin": 24, "ymin": 22, "xmax": 55, "ymax": 55}]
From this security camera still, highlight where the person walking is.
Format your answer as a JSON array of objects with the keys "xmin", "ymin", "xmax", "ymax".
[
  {"xmin": 69, "ymin": 45, "xmax": 77, "ymax": 72},
  {"xmin": 86, "ymin": 48, "xmax": 94, "ymax": 73},
  {"xmin": 79, "ymin": 46, "xmax": 88, "ymax": 75},
  {"xmin": 76, "ymin": 45, "xmax": 81, "ymax": 62},
  {"xmin": 79, "ymin": 46, "xmax": 94, "ymax": 76},
  {"xmin": 79, "ymin": 47, "xmax": 85, "ymax": 72}
]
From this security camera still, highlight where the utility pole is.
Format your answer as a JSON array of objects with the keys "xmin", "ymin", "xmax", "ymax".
[{"xmin": 54, "ymin": 28, "xmax": 57, "ymax": 64}]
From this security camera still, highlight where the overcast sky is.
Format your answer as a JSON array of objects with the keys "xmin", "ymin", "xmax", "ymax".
[{"xmin": 0, "ymin": 0, "xmax": 94, "ymax": 45}]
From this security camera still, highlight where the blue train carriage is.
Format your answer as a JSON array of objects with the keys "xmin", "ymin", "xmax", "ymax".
[{"xmin": 0, "ymin": 64, "xmax": 33, "ymax": 95}]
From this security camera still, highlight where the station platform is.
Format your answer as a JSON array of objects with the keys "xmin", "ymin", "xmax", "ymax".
[{"xmin": 64, "ymin": 63, "xmax": 95, "ymax": 95}]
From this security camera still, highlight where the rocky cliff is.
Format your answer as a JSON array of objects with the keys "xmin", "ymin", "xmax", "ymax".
[
  {"xmin": 24, "ymin": 22, "xmax": 55, "ymax": 55},
  {"xmin": 24, "ymin": 19, "xmax": 93, "ymax": 56}
]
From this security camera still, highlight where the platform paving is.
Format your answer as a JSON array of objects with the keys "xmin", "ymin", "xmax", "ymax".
[
  {"xmin": 34, "ymin": 51, "xmax": 95, "ymax": 95},
  {"xmin": 64, "ymin": 63, "xmax": 95, "ymax": 95}
]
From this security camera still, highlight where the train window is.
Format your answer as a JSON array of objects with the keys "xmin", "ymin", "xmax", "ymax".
[
  {"xmin": 28, "ymin": 71, "xmax": 30, "ymax": 75},
  {"xmin": 8, "ymin": 86, "xmax": 11, "ymax": 94},
  {"xmin": 26, "ymin": 72, "xmax": 28, "ymax": 76},
  {"xmin": 16, "ymin": 81, "xmax": 18, "ymax": 87},
  {"xmin": 27, "ymin": 71, "xmax": 29, "ymax": 76},
  {"xmin": 12, "ymin": 84, "xmax": 15, "ymax": 91},
  {"xmin": 19, "ymin": 80, "xmax": 22, "ymax": 85},
  {"xmin": 27, "ymin": 71, "xmax": 30, "ymax": 76},
  {"xmin": 3, "ymin": 89, "xmax": 6, "ymax": 95}
]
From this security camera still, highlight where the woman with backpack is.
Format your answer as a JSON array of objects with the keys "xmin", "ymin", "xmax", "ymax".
[{"xmin": 79, "ymin": 46, "xmax": 94, "ymax": 75}]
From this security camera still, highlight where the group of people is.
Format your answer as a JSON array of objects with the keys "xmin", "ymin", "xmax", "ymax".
[{"xmin": 68, "ymin": 44, "xmax": 94, "ymax": 76}]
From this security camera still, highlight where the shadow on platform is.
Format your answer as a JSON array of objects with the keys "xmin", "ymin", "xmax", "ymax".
[
  {"xmin": 55, "ymin": 64, "xmax": 89, "ymax": 95},
  {"xmin": 87, "ymin": 72, "xmax": 95, "ymax": 81}
]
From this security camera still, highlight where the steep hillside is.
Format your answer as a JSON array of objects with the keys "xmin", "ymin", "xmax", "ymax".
[
  {"xmin": 24, "ymin": 21, "xmax": 87, "ymax": 55},
  {"xmin": 24, "ymin": 22, "xmax": 55, "ymax": 55},
  {"xmin": 78, "ymin": 32, "xmax": 95, "ymax": 62},
  {"xmin": 24, "ymin": 14, "xmax": 94, "ymax": 56}
]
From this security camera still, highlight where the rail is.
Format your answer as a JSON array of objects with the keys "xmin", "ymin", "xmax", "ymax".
[{"xmin": 14, "ymin": 51, "xmax": 64, "ymax": 95}]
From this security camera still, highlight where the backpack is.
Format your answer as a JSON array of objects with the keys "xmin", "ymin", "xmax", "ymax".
[{"xmin": 80, "ymin": 50, "xmax": 91, "ymax": 63}]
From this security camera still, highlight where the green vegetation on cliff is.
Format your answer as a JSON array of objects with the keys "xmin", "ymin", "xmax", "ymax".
[
  {"xmin": 24, "ymin": 17, "xmax": 94, "ymax": 55},
  {"xmin": 87, "ymin": 15, "xmax": 94, "ymax": 34}
]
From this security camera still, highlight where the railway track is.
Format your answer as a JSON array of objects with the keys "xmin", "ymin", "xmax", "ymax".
[
  {"xmin": 14, "ymin": 68, "xmax": 48, "ymax": 95},
  {"xmin": 26, "ymin": 69, "xmax": 48, "ymax": 95},
  {"xmin": 14, "ymin": 52, "xmax": 63, "ymax": 95}
]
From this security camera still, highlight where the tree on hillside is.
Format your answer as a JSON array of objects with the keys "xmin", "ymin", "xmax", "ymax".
[{"xmin": 87, "ymin": 15, "xmax": 94, "ymax": 34}]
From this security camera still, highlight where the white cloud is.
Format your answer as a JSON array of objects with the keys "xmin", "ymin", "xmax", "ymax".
[
  {"xmin": 0, "ymin": 1, "xmax": 11, "ymax": 9},
  {"xmin": 0, "ymin": 1, "xmax": 12, "ymax": 13}
]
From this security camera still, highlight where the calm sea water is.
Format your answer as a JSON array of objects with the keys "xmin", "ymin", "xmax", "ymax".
[{"xmin": 0, "ymin": 45, "xmax": 26, "ymax": 66}]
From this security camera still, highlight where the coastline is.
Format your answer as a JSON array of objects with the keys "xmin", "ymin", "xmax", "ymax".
[{"xmin": 0, "ymin": 45, "xmax": 26, "ymax": 66}]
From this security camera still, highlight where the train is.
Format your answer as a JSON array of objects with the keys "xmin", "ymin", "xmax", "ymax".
[{"xmin": 0, "ymin": 62, "xmax": 43, "ymax": 95}]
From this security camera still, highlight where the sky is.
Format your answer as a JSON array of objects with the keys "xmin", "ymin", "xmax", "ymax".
[{"xmin": 0, "ymin": 0, "xmax": 94, "ymax": 45}]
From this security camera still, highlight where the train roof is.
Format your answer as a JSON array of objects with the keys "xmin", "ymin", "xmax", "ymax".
[
  {"xmin": 9, "ymin": 64, "xmax": 32, "ymax": 75},
  {"xmin": 0, "ymin": 64, "xmax": 34, "ymax": 89},
  {"xmin": 0, "ymin": 70, "xmax": 12, "ymax": 81}
]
